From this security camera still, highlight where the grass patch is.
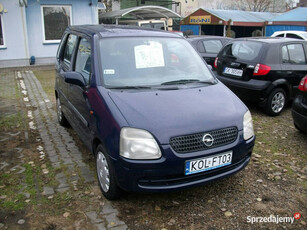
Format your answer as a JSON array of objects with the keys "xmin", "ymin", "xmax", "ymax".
[
  {"xmin": 1, "ymin": 200, "xmax": 25, "ymax": 211},
  {"xmin": 33, "ymin": 70, "xmax": 56, "ymax": 103},
  {"xmin": 0, "ymin": 112, "xmax": 22, "ymax": 131},
  {"xmin": 0, "ymin": 171, "xmax": 27, "ymax": 212}
]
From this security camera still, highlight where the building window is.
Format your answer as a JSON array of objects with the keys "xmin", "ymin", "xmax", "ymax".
[
  {"xmin": 41, "ymin": 5, "xmax": 72, "ymax": 43},
  {"xmin": 0, "ymin": 15, "xmax": 5, "ymax": 47}
]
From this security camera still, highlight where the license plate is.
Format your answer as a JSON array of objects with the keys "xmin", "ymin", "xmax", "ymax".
[
  {"xmin": 223, "ymin": 67, "xmax": 243, "ymax": 77},
  {"xmin": 185, "ymin": 151, "xmax": 232, "ymax": 175}
]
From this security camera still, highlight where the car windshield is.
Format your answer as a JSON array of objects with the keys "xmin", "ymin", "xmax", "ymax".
[
  {"xmin": 221, "ymin": 41, "xmax": 263, "ymax": 62},
  {"xmin": 99, "ymin": 37, "xmax": 215, "ymax": 88}
]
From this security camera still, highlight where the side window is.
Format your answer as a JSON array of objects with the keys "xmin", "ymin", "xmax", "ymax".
[
  {"xmin": 63, "ymin": 34, "xmax": 78, "ymax": 66},
  {"xmin": 203, "ymin": 40, "xmax": 223, "ymax": 54},
  {"xmin": 196, "ymin": 41, "xmax": 205, "ymax": 53},
  {"xmin": 286, "ymin": 33, "xmax": 302, "ymax": 40},
  {"xmin": 276, "ymin": 34, "xmax": 284, "ymax": 38},
  {"xmin": 287, "ymin": 44, "xmax": 306, "ymax": 64},
  {"xmin": 75, "ymin": 38, "xmax": 92, "ymax": 85},
  {"xmin": 281, "ymin": 45, "xmax": 290, "ymax": 63}
]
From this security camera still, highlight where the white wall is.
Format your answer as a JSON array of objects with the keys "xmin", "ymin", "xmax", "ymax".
[{"xmin": 0, "ymin": 0, "xmax": 29, "ymax": 67}]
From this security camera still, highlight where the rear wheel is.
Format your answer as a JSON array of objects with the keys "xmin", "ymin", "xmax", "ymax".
[
  {"xmin": 265, "ymin": 88, "xmax": 286, "ymax": 116},
  {"xmin": 56, "ymin": 97, "xmax": 68, "ymax": 126},
  {"xmin": 96, "ymin": 144, "xmax": 122, "ymax": 200}
]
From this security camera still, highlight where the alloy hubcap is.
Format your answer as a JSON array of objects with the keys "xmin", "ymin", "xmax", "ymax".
[
  {"xmin": 96, "ymin": 151, "xmax": 110, "ymax": 192},
  {"xmin": 271, "ymin": 92, "xmax": 285, "ymax": 113}
]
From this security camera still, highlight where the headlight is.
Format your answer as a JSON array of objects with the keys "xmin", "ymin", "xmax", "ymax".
[
  {"xmin": 120, "ymin": 127, "xmax": 162, "ymax": 160},
  {"xmin": 243, "ymin": 110, "xmax": 254, "ymax": 140}
]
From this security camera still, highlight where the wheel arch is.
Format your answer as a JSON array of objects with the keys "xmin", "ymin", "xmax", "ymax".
[
  {"xmin": 266, "ymin": 79, "xmax": 291, "ymax": 101},
  {"xmin": 92, "ymin": 137, "xmax": 104, "ymax": 156}
]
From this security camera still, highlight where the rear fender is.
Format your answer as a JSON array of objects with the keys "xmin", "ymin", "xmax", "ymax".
[{"xmin": 264, "ymin": 79, "xmax": 291, "ymax": 99}]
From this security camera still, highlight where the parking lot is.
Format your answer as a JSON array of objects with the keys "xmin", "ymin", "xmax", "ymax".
[{"xmin": 0, "ymin": 67, "xmax": 306, "ymax": 230}]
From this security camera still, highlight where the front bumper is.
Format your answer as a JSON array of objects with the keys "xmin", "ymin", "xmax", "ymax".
[
  {"xmin": 216, "ymin": 75, "xmax": 271, "ymax": 103},
  {"xmin": 112, "ymin": 131, "xmax": 255, "ymax": 192}
]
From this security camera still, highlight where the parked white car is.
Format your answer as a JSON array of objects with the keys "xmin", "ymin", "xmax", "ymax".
[{"xmin": 271, "ymin": 30, "xmax": 307, "ymax": 40}]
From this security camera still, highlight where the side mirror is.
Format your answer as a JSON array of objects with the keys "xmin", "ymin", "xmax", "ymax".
[
  {"xmin": 64, "ymin": 72, "xmax": 86, "ymax": 88},
  {"xmin": 208, "ymin": 65, "xmax": 213, "ymax": 70}
]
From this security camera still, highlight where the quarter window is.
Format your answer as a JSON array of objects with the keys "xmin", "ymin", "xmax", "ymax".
[
  {"xmin": 63, "ymin": 34, "xmax": 77, "ymax": 66},
  {"xmin": 0, "ymin": 15, "xmax": 4, "ymax": 47},
  {"xmin": 286, "ymin": 33, "xmax": 302, "ymax": 40},
  {"xmin": 282, "ymin": 44, "xmax": 306, "ymax": 64},
  {"xmin": 41, "ymin": 5, "xmax": 72, "ymax": 42},
  {"xmin": 75, "ymin": 38, "xmax": 92, "ymax": 85}
]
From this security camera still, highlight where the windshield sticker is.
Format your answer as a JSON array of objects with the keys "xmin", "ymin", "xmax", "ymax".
[
  {"xmin": 134, "ymin": 41, "xmax": 165, "ymax": 69},
  {"xmin": 104, "ymin": 69, "xmax": 115, "ymax": 75}
]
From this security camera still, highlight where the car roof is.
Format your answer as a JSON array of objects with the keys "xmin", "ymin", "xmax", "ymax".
[
  {"xmin": 67, "ymin": 24, "xmax": 181, "ymax": 39},
  {"xmin": 272, "ymin": 30, "xmax": 307, "ymax": 35},
  {"xmin": 230, "ymin": 37, "xmax": 306, "ymax": 44},
  {"xmin": 186, "ymin": 35, "xmax": 232, "ymax": 41}
]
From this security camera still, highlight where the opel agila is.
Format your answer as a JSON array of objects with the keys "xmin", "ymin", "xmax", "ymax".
[{"xmin": 55, "ymin": 25, "xmax": 255, "ymax": 200}]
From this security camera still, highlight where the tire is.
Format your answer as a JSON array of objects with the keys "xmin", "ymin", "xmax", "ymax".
[
  {"xmin": 96, "ymin": 144, "xmax": 122, "ymax": 200},
  {"xmin": 265, "ymin": 88, "xmax": 287, "ymax": 116},
  {"xmin": 56, "ymin": 97, "xmax": 68, "ymax": 126}
]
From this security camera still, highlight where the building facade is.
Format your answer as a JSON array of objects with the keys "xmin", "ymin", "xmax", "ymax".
[{"xmin": 0, "ymin": 0, "xmax": 101, "ymax": 68}]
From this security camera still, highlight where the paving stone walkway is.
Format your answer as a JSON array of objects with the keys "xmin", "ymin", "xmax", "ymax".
[{"xmin": 16, "ymin": 70, "xmax": 127, "ymax": 230}]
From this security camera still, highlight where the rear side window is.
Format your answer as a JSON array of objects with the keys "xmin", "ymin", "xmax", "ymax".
[
  {"xmin": 75, "ymin": 38, "xmax": 92, "ymax": 85},
  {"xmin": 286, "ymin": 33, "xmax": 302, "ymax": 40},
  {"xmin": 282, "ymin": 44, "xmax": 306, "ymax": 64},
  {"xmin": 221, "ymin": 41, "xmax": 262, "ymax": 62},
  {"xmin": 63, "ymin": 34, "xmax": 77, "ymax": 66},
  {"xmin": 203, "ymin": 40, "xmax": 223, "ymax": 53}
]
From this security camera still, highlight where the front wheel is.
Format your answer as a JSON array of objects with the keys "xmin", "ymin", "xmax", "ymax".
[
  {"xmin": 96, "ymin": 144, "xmax": 122, "ymax": 200},
  {"xmin": 265, "ymin": 88, "xmax": 286, "ymax": 116}
]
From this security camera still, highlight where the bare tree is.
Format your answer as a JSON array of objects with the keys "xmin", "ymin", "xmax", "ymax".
[
  {"xmin": 199, "ymin": 0, "xmax": 294, "ymax": 12},
  {"xmin": 103, "ymin": 0, "xmax": 113, "ymax": 12},
  {"xmin": 227, "ymin": 0, "xmax": 272, "ymax": 12}
]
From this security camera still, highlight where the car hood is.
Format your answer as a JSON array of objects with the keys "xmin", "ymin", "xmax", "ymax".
[{"xmin": 108, "ymin": 83, "xmax": 247, "ymax": 144}]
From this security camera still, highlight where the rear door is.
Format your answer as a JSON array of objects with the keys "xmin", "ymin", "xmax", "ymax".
[
  {"xmin": 56, "ymin": 33, "xmax": 78, "ymax": 119},
  {"xmin": 216, "ymin": 41, "xmax": 263, "ymax": 81},
  {"xmin": 280, "ymin": 42, "xmax": 307, "ymax": 97},
  {"xmin": 67, "ymin": 36, "xmax": 94, "ymax": 147}
]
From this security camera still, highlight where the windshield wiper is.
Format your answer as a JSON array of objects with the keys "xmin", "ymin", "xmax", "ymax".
[
  {"xmin": 108, "ymin": 86, "xmax": 152, "ymax": 90},
  {"xmin": 161, "ymin": 79, "xmax": 215, "ymax": 86}
]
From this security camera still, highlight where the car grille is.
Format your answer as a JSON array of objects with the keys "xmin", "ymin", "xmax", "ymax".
[{"xmin": 169, "ymin": 127, "xmax": 238, "ymax": 153}]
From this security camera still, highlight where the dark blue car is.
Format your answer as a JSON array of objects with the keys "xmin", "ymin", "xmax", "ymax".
[{"xmin": 55, "ymin": 25, "xmax": 255, "ymax": 200}]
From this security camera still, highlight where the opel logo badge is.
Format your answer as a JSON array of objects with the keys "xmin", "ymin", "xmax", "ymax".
[{"xmin": 203, "ymin": 134, "xmax": 214, "ymax": 147}]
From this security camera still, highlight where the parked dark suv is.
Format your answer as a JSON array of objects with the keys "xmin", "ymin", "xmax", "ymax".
[
  {"xmin": 55, "ymin": 25, "xmax": 255, "ymax": 200},
  {"xmin": 215, "ymin": 37, "xmax": 307, "ymax": 116},
  {"xmin": 187, "ymin": 36, "xmax": 232, "ymax": 68}
]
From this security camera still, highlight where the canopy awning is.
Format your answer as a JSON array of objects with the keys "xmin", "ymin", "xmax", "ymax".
[{"xmin": 100, "ymin": 5, "xmax": 181, "ymax": 20}]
